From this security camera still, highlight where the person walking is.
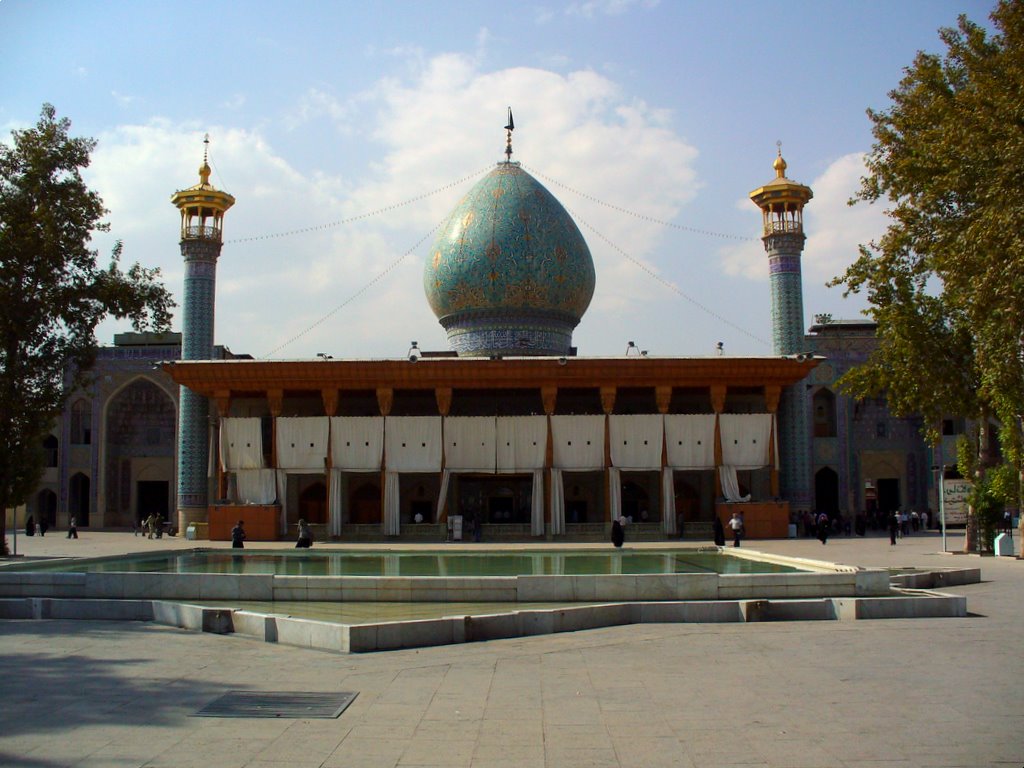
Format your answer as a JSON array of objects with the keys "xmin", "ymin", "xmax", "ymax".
[
  {"xmin": 67, "ymin": 516, "xmax": 78, "ymax": 539},
  {"xmin": 230, "ymin": 520, "xmax": 246, "ymax": 549},
  {"xmin": 712, "ymin": 515, "xmax": 726, "ymax": 546},
  {"xmin": 727, "ymin": 512, "xmax": 743, "ymax": 547},
  {"xmin": 889, "ymin": 511, "xmax": 899, "ymax": 546},
  {"xmin": 611, "ymin": 517, "xmax": 625, "ymax": 548},
  {"xmin": 817, "ymin": 512, "xmax": 830, "ymax": 545},
  {"xmin": 295, "ymin": 519, "xmax": 313, "ymax": 548}
]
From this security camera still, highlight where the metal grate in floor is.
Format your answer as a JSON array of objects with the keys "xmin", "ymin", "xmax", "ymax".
[{"xmin": 193, "ymin": 690, "xmax": 358, "ymax": 719}]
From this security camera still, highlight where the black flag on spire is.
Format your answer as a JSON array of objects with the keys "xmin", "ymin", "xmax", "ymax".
[{"xmin": 504, "ymin": 107, "xmax": 515, "ymax": 162}]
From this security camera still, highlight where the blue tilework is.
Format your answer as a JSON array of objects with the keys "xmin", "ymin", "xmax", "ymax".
[{"xmin": 425, "ymin": 162, "xmax": 595, "ymax": 355}]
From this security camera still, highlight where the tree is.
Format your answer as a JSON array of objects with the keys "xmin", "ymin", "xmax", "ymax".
[
  {"xmin": 0, "ymin": 105, "xmax": 174, "ymax": 553},
  {"xmin": 831, "ymin": 1, "xmax": 1024, "ymax": 551}
]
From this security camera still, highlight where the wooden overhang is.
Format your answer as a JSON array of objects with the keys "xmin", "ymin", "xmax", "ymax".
[{"xmin": 162, "ymin": 355, "xmax": 819, "ymax": 398}]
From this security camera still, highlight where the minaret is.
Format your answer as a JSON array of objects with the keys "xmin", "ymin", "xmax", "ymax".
[
  {"xmin": 170, "ymin": 138, "xmax": 234, "ymax": 533},
  {"xmin": 750, "ymin": 147, "xmax": 813, "ymax": 511}
]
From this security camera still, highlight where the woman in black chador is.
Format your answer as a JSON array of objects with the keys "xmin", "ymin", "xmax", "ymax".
[
  {"xmin": 712, "ymin": 515, "xmax": 726, "ymax": 546},
  {"xmin": 611, "ymin": 518, "xmax": 625, "ymax": 548}
]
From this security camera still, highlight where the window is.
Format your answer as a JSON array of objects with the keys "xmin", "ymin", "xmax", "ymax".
[{"xmin": 43, "ymin": 435, "xmax": 58, "ymax": 467}]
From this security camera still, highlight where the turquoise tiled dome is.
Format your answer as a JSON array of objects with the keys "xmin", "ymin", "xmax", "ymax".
[{"xmin": 424, "ymin": 162, "xmax": 595, "ymax": 356}]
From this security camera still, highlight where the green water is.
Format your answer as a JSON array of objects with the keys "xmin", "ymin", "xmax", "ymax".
[{"xmin": 5, "ymin": 549, "xmax": 802, "ymax": 576}]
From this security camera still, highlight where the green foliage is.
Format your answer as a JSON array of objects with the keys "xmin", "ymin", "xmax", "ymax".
[
  {"xmin": 0, "ymin": 105, "xmax": 175, "ymax": 547},
  {"xmin": 967, "ymin": 464, "xmax": 1014, "ymax": 552},
  {"xmin": 831, "ymin": 1, "xmax": 1024, "ymax": 450}
]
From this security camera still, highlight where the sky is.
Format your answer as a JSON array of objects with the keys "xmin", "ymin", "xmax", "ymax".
[{"xmin": 1, "ymin": 0, "xmax": 999, "ymax": 360}]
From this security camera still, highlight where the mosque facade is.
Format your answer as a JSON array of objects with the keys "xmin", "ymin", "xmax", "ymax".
[{"xmin": 12, "ymin": 128, "xmax": 949, "ymax": 540}]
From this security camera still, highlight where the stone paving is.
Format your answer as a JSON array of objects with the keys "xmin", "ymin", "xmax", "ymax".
[{"xmin": 0, "ymin": 529, "xmax": 1021, "ymax": 767}]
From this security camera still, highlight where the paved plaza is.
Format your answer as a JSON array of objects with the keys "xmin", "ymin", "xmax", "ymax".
[{"xmin": 0, "ymin": 530, "xmax": 1021, "ymax": 767}]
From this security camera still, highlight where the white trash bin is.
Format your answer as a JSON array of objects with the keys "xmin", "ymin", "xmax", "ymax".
[{"xmin": 993, "ymin": 533, "xmax": 1015, "ymax": 557}]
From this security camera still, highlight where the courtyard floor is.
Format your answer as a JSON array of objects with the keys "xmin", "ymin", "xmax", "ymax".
[{"xmin": 0, "ymin": 529, "xmax": 1021, "ymax": 767}]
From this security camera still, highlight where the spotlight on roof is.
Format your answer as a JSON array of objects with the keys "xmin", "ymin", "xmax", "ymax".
[
  {"xmin": 407, "ymin": 341, "xmax": 421, "ymax": 362},
  {"xmin": 716, "ymin": 341, "xmax": 724, "ymax": 356},
  {"xmin": 316, "ymin": 352, "xmax": 333, "ymax": 360},
  {"xmin": 625, "ymin": 341, "xmax": 640, "ymax": 357}
]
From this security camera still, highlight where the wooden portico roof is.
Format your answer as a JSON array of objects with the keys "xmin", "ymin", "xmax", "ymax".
[{"xmin": 163, "ymin": 355, "xmax": 819, "ymax": 398}]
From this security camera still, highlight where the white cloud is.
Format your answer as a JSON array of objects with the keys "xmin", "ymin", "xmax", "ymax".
[
  {"xmin": 88, "ymin": 54, "xmax": 701, "ymax": 359},
  {"xmin": 566, "ymin": 0, "xmax": 660, "ymax": 19}
]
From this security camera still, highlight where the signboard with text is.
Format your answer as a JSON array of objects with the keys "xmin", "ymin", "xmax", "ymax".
[{"xmin": 942, "ymin": 479, "xmax": 972, "ymax": 525}]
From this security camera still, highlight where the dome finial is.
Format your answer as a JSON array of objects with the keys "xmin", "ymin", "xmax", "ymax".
[
  {"xmin": 504, "ymin": 107, "xmax": 515, "ymax": 163},
  {"xmin": 199, "ymin": 133, "xmax": 212, "ymax": 186},
  {"xmin": 773, "ymin": 140, "xmax": 787, "ymax": 178}
]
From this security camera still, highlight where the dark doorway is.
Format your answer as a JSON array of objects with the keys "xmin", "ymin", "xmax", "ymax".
[
  {"xmin": 621, "ymin": 481, "xmax": 650, "ymax": 521},
  {"xmin": 877, "ymin": 478, "xmax": 901, "ymax": 513},
  {"xmin": 815, "ymin": 467, "xmax": 839, "ymax": 514},
  {"xmin": 36, "ymin": 489, "xmax": 58, "ymax": 527},
  {"xmin": 299, "ymin": 481, "xmax": 328, "ymax": 525},
  {"xmin": 349, "ymin": 482, "xmax": 381, "ymax": 524},
  {"xmin": 137, "ymin": 481, "xmax": 169, "ymax": 526},
  {"xmin": 69, "ymin": 473, "xmax": 90, "ymax": 526}
]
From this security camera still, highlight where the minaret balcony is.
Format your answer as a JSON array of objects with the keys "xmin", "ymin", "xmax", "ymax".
[
  {"xmin": 763, "ymin": 220, "xmax": 803, "ymax": 236},
  {"xmin": 182, "ymin": 224, "xmax": 222, "ymax": 242}
]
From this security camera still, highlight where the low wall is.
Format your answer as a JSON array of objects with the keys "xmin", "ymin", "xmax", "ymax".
[{"xmin": 0, "ymin": 568, "xmax": 891, "ymax": 602}]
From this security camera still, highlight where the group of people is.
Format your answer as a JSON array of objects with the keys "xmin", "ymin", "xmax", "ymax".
[
  {"xmin": 137, "ymin": 513, "xmax": 164, "ymax": 539},
  {"xmin": 228, "ymin": 518, "xmax": 314, "ymax": 549},
  {"xmin": 23, "ymin": 516, "xmax": 48, "ymax": 537}
]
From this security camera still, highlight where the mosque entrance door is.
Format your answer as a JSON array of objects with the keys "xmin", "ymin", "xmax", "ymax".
[
  {"xmin": 137, "ymin": 481, "xmax": 169, "ymax": 527},
  {"xmin": 877, "ymin": 478, "xmax": 900, "ymax": 513},
  {"xmin": 299, "ymin": 481, "xmax": 327, "ymax": 525},
  {"xmin": 69, "ymin": 473, "xmax": 90, "ymax": 527},
  {"xmin": 350, "ymin": 481, "xmax": 381, "ymax": 525}
]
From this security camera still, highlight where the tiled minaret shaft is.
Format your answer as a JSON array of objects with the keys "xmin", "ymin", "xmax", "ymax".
[
  {"xmin": 750, "ymin": 151, "xmax": 813, "ymax": 512},
  {"xmin": 170, "ymin": 145, "xmax": 234, "ymax": 532}
]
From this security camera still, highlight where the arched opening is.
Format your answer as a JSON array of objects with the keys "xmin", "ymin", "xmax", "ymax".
[
  {"xmin": 299, "ymin": 481, "xmax": 328, "ymax": 525},
  {"xmin": 105, "ymin": 378, "xmax": 176, "ymax": 528},
  {"xmin": 43, "ymin": 435, "xmax": 58, "ymax": 467},
  {"xmin": 70, "ymin": 399, "xmax": 92, "ymax": 445},
  {"xmin": 349, "ymin": 481, "xmax": 381, "ymax": 524},
  {"xmin": 815, "ymin": 467, "xmax": 839, "ymax": 515},
  {"xmin": 813, "ymin": 389, "xmax": 837, "ymax": 438},
  {"xmin": 36, "ymin": 489, "xmax": 57, "ymax": 527},
  {"xmin": 69, "ymin": 472, "xmax": 90, "ymax": 526}
]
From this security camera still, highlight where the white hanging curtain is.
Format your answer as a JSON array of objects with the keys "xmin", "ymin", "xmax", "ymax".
[
  {"xmin": 220, "ymin": 418, "xmax": 264, "ymax": 470},
  {"xmin": 609, "ymin": 415, "xmax": 664, "ymax": 470},
  {"xmin": 328, "ymin": 468, "xmax": 343, "ymax": 537},
  {"xmin": 444, "ymin": 417, "xmax": 496, "ymax": 471},
  {"xmin": 437, "ymin": 469, "xmax": 453, "ymax": 519},
  {"xmin": 384, "ymin": 471, "xmax": 401, "ymax": 535},
  {"xmin": 664, "ymin": 414, "xmax": 716, "ymax": 469},
  {"xmin": 661, "ymin": 468, "xmax": 677, "ymax": 534},
  {"xmin": 549, "ymin": 468, "xmax": 566, "ymax": 535},
  {"xmin": 719, "ymin": 414, "xmax": 773, "ymax": 469},
  {"xmin": 496, "ymin": 416, "xmax": 548, "ymax": 471},
  {"xmin": 531, "ymin": 469, "xmax": 545, "ymax": 536},
  {"xmin": 551, "ymin": 415, "xmax": 605, "ymax": 470},
  {"xmin": 276, "ymin": 470, "xmax": 289, "ymax": 533},
  {"xmin": 330, "ymin": 416, "xmax": 384, "ymax": 470},
  {"xmin": 276, "ymin": 417, "xmax": 329, "ymax": 470},
  {"xmin": 235, "ymin": 469, "xmax": 277, "ymax": 504},
  {"xmin": 384, "ymin": 417, "xmax": 442, "ymax": 472},
  {"xmin": 719, "ymin": 466, "xmax": 750, "ymax": 503},
  {"xmin": 608, "ymin": 467, "xmax": 622, "ymax": 522}
]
